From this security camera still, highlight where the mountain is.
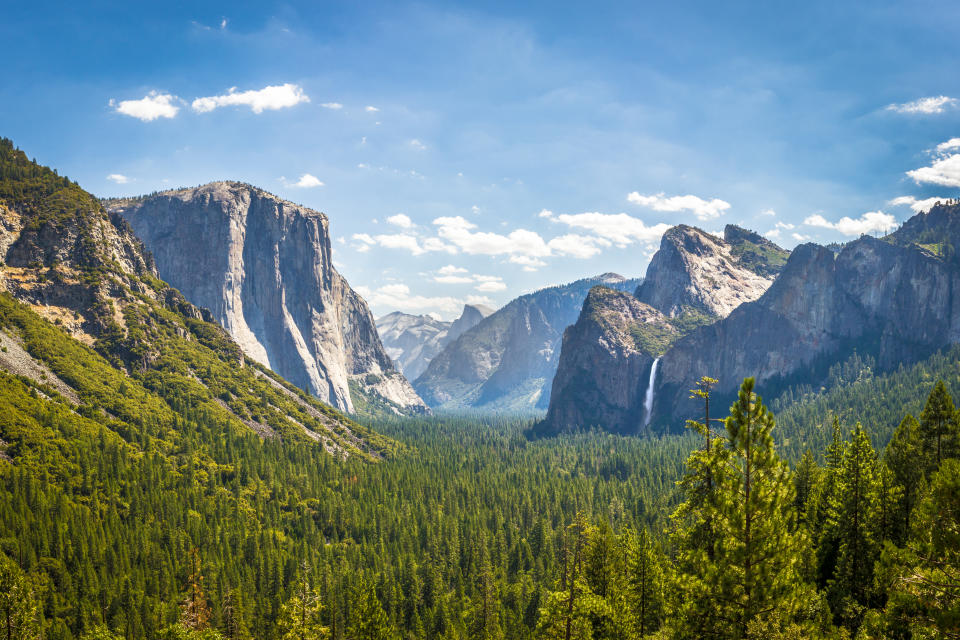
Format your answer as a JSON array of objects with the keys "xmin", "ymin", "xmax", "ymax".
[
  {"xmin": 376, "ymin": 303, "xmax": 493, "ymax": 380},
  {"xmin": 414, "ymin": 273, "xmax": 642, "ymax": 411},
  {"xmin": 544, "ymin": 225, "xmax": 789, "ymax": 433},
  {"xmin": 106, "ymin": 182, "xmax": 427, "ymax": 416},
  {"xmin": 651, "ymin": 208, "xmax": 960, "ymax": 428},
  {"xmin": 0, "ymin": 137, "xmax": 397, "ymax": 458}
]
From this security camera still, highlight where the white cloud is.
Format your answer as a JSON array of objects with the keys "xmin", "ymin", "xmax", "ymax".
[
  {"xmin": 355, "ymin": 283, "xmax": 465, "ymax": 315},
  {"xmin": 365, "ymin": 105, "xmax": 379, "ymax": 112},
  {"xmin": 352, "ymin": 233, "xmax": 375, "ymax": 244},
  {"xmin": 553, "ymin": 212, "xmax": 670, "ymax": 246},
  {"xmin": 538, "ymin": 209, "xmax": 554, "ymax": 218},
  {"xmin": 110, "ymin": 91, "xmax": 180, "ymax": 121},
  {"xmin": 386, "ymin": 213, "xmax": 413, "ymax": 228},
  {"xmin": 283, "ymin": 173, "xmax": 323, "ymax": 188},
  {"xmin": 760, "ymin": 209, "xmax": 776, "ymax": 217},
  {"xmin": 438, "ymin": 265, "xmax": 468, "ymax": 275},
  {"xmin": 888, "ymin": 195, "xmax": 951, "ymax": 213},
  {"xmin": 775, "ymin": 221, "xmax": 795, "ymax": 230},
  {"xmin": 792, "ymin": 233, "xmax": 811, "ymax": 242},
  {"xmin": 886, "ymin": 96, "xmax": 957, "ymax": 114},
  {"xmin": 421, "ymin": 238, "xmax": 458, "ymax": 254},
  {"xmin": 907, "ymin": 153, "xmax": 960, "ymax": 188},
  {"xmin": 471, "ymin": 205, "xmax": 480, "ymax": 214},
  {"xmin": 547, "ymin": 234, "xmax": 612, "ymax": 259},
  {"xmin": 106, "ymin": 174, "xmax": 130, "ymax": 184},
  {"xmin": 509, "ymin": 255, "xmax": 547, "ymax": 271},
  {"xmin": 434, "ymin": 275, "xmax": 475, "ymax": 284},
  {"xmin": 192, "ymin": 83, "xmax": 309, "ymax": 114},
  {"xmin": 320, "ymin": 102, "xmax": 343, "ymax": 110},
  {"xmin": 803, "ymin": 211, "xmax": 897, "ymax": 236},
  {"xmin": 409, "ymin": 139, "xmax": 427, "ymax": 150},
  {"xmin": 433, "ymin": 216, "xmax": 552, "ymax": 260},
  {"xmin": 764, "ymin": 229, "xmax": 781, "ymax": 239},
  {"xmin": 474, "ymin": 279, "xmax": 507, "ymax": 292},
  {"xmin": 627, "ymin": 191, "xmax": 731, "ymax": 220},
  {"xmin": 936, "ymin": 138, "xmax": 960, "ymax": 153},
  {"xmin": 374, "ymin": 234, "xmax": 425, "ymax": 255},
  {"xmin": 220, "ymin": 18, "xmax": 228, "ymax": 29}
]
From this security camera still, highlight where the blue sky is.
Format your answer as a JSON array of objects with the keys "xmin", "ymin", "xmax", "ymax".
[{"xmin": 3, "ymin": 0, "xmax": 960, "ymax": 319}]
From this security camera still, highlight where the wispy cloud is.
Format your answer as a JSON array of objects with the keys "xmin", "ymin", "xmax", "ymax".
[
  {"xmin": 355, "ymin": 283, "xmax": 490, "ymax": 317},
  {"xmin": 627, "ymin": 191, "xmax": 731, "ymax": 220},
  {"xmin": 192, "ymin": 83, "xmax": 309, "ymax": 114},
  {"xmin": 803, "ymin": 211, "xmax": 897, "ymax": 236},
  {"xmin": 409, "ymin": 139, "xmax": 427, "ymax": 150},
  {"xmin": 106, "ymin": 173, "xmax": 130, "ymax": 184},
  {"xmin": 320, "ymin": 102, "xmax": 343, "ymax": 110},
  {"xmin": 365, "ymin": 105, "xmax": 379, "ymax": 112},
  {"xmin": 110, "ymin": 91, "xmax": 180, "ymax": 121},
  {"xmin": 886, "ymin": 96, "xmax": 957, "ymax": 114}
]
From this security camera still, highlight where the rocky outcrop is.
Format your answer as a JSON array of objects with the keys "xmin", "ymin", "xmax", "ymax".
[
  {"xmin": 545, "ymin": 224, "xmax": 789, "ymax": 434},
  {"xmin": 107, "ymin": 182, "xmax": 427, "ymax": 415},
  {"xmin": 377, "ymin": 303, "xmax": 493, "ymax": 380},
  {"xmin": 543, "ymin": 287, "xmax": 673, "ymax": 434},
  {"xmin": 415, "ymin": 273, "xmax": 641, "ymax": 411},
  {"xmin": 653, "ymin": 210, "xmax": 960, "ymax": 428},
  {"xmin": 635, "ymin": 225, "xmax": 783, "ymax": 318}
]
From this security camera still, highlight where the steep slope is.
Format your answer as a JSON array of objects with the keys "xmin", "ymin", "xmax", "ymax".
[
  {"xmin": 0, "ymin": 136, "xmax": 398, "ymax": 458},
  {"xmin": 545, "ymin": 224, "xmax": 788, "ymax": 433},
  {"xmin": 377, "ymin": 303, "xmax": 493, "ymax": 380},
  {"xmin": 543, "ymin": 287, "xmax": 673, "ymax": 434},
  {"xmin": 653, "ymin": 206, "xmax": 960, "ymax": 430},
  {"xmin": 414, "ymin": 273, "xmax": 641, "ymax": 411},
  {"xmin": 106, "ymin": 182, "xmax": 427, "ymax": 416}
]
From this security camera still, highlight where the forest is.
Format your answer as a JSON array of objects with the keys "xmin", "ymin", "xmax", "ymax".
[{"xmin": 2, "ymin": 336, "xmax": 959, "ymax": 639}]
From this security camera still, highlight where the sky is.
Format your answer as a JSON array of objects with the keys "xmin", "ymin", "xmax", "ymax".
[{"xmin": 2, "ymin": 0, "xmax": 960, "ymax": 319}]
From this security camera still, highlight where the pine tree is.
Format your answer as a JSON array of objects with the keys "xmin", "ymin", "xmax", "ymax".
[
  {"xmin": 277, "ymin": 569, "xmax": 329, "ymax": 640},
  {"xmin": 672, "ymin": 378, "xmax": 808, "ymax": 639},
  {"xmin": 919, "ymin": 379, "xmax": 959, "ymax": 469},
  {"xmin": 221, "ymin": 589, "xmax": 252, "ymax": 640},
  {"xmin": 0, "ymin": 555, "xmax": 43, "ymax": 640},
  {"xmin": 347, "ymin": 577, "xmax": 393, "ymax": 640},
  {"xmin": 825, "ymin": 424, "xmax": 882, "ymax": 630},
  {"xmin": 181, "ymin": 549, "xmax": 212, "ymax": 632},
  {"xmin": 884, "ymin": 414, "xmax": 924, "ymax": 544},
  {"xmin": 625, "ymin": 528, "xmax": 664, "ymax": 638}
]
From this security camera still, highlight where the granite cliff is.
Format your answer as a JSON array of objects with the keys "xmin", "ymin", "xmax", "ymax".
[
  {"xmin": 377, "ymin": 303, "xmax": 493, "ymax": 380},
  {"xmin": 415, "ymin": 273, "xmax": 642, "ymax": 411},
  {"xmin": 544, "ymin": 225, "xmax": 788, "ymax": 433},
  {"xmin": 107, "ymin": 182, "xmax": 427, "ymax": 415}
]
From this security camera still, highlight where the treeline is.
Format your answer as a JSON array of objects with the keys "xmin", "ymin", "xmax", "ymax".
[{"xmin": 4, "ymin": 374, "xmax": 958, "ymax": 638}]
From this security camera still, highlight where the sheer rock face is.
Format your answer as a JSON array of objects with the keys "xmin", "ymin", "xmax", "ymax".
[
  {"xmin": 655, "ymin": 228, "xmax": 960, "ymax": 427},
  {"xmin": 635, "ymin": 225, "xmax": 777, "ymax": 318},
  {"xmin": 376, "ymin": 304, "xmax": 493, "ymax": 381},
  {"xmin": 414, "ymin": 273, "xmax": 642, "ymax": 411},
  {"xmin": 544, "ymin": 287, "xmax": 672, "ymax": 434},
  {"xmin": 545, "ymin": 225, "xmax": 788, "ymax": 434},
  {"xmin": 108, "ymin": 182, "xmax": 427, "ymax": 415}
]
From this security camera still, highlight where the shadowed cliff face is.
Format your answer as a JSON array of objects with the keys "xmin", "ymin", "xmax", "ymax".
[
  {"xmin": 654, "ymin": 226, "xmax": 960, "ymax": 429},
  {"xmin": 414, "ymin": 274, "xmax": 642, "ymax": 412},
  {"xmin": 545, "ymin": 224, "xmax": 789, "ymax": 434},
  {"xmin": 543, "ymin": 287, "xmax": 672, "ymax": 434},
  {"xmin": 108, "ymin": 182, "xmax": 427, "ymax": 415}
]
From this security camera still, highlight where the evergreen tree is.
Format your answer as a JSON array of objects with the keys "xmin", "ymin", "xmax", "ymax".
[
  {"xmin": 672, "ymin": 378, "xmax": 808, "ymax": 639},
  {"xmin": 221, "ymin": 589, "xmax": 252, "ymax": 640},
  {"xmin": 884, "ymin": 414, "xmax": 924, "ymax": 544},
  {"xmin": 0, "ymin": 555, "xmax": 43, "ymax": 640},
  {"xmin": 277, "ymin": 570, "xmax": 328, "ymax": 640},
  {"xmin": 625, "ymin": 528, "xmax": 664, "ymax": 638},
  {"xmin": 824, "ymin": 424, "xmax": 882, "ymax": 630},
  {"xmin": 918, "ymin": 379, "xmax": 959, "ymax": 469},
  {"xmin": 347, "ymin": 578, "xmax": 394, "ymax": 640}
]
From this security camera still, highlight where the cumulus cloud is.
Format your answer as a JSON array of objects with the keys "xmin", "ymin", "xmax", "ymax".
[
  {"xmin": 365, "ymin": 105, "xmax": 379, "ymax": 112},
  {"xmin": 907, "ymin": 153, "xmax": 960, "ymax": 188},
  {"xmin": 438, "ymin": 265, "xmax": 467, "ymax": 275},
  {"xmin": 547, "ymin": 234, "xmax": 612, "ymax": 259},
  {"xmin": 110, "ymin": 91, "xmax": 180, "ymax": 121},
  {"xmin": 937, "ymin": 138, "xmax": 960, "ymax": 153},
  {"xmin": 627, "ymin": 192, "xmax": 731, "ymax": 220},
  {"xmin": 106, "ymin": 174, "xmax": 130, "ymax": 184},
  {"xmin": 474, "ymin": 278, "xmax": 507, "ymax": 292},
  {"xmin": 192, "ymin": 83, "xmax": 309, "ymax": 114},
  {"xmin": 760, "ymin": 209, "xmax": 776, "ymax": 217},
  {"xmin": 373, "ymin": 234, "xmax": 425, "ymax": 255},
  {"xmin": 888, "ymin": 195, "xmax": 952, "ymax": 213},
  {"xmin": 282, "ymin": 173, "xmax": 323, "ymax": 188},
  {"xmin": 803, "ymin": 211, "xmax": 897, "ymax": 236},
  {"xmin": 553, "ymin": 212, "xmax": 670, "ymax": 246},
  {"xmin": 320, "ymin": 102, "xmax": 343, "ymax": 110},
  {"xmin": 764, "ymin": 229, "xmax": 781, "ymax": 240},
  {"xmin": 433, "ymin": 216, "xmax": 552, "ymax": 260},
  {"xmin": 538, "ymin": 209, "xmax": 554, "ymax": 218},
  {"xmin": 386, "ymin": 213, "xmax": 413, "ymax": 228},
  {"xmin": 886, "ymin": 96, "xmax": 957, "ymax": 114}
]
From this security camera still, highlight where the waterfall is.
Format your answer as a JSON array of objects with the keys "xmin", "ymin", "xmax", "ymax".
[{"xmin": 643, "ymin": 357, "xmax": 660, "ymax": 427}]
